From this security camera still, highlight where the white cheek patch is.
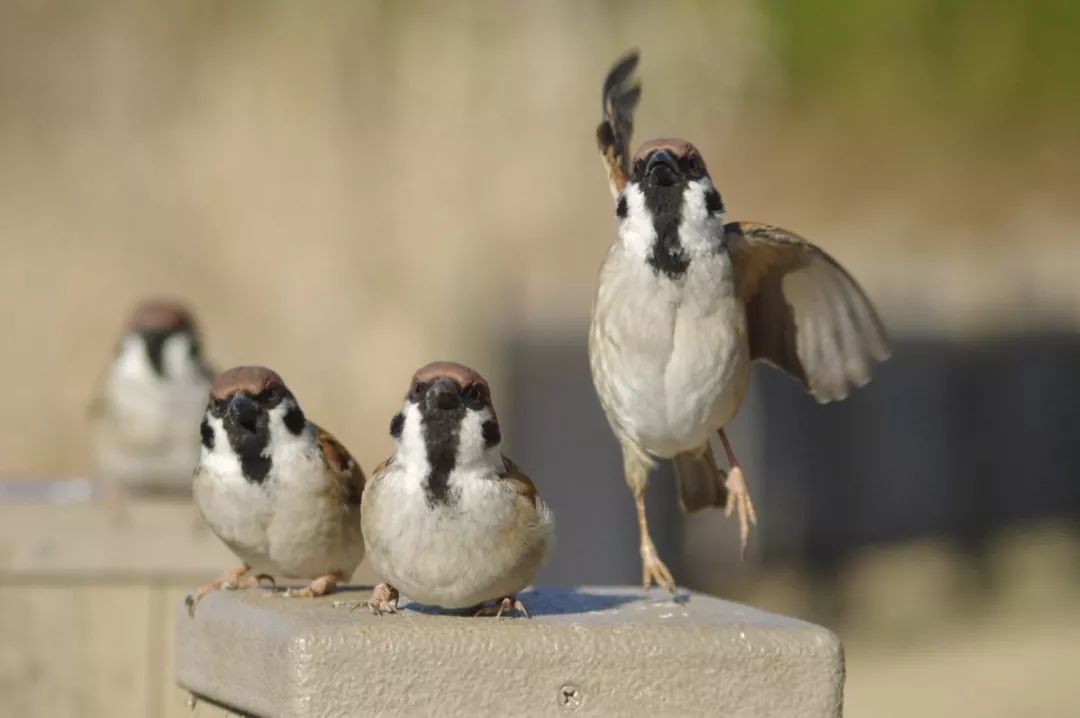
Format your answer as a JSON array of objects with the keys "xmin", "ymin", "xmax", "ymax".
[
  {"xmin": 681, "ymin": 179, "xmax": 713, "ymax": 225},
  {"xmin": 200, "ymin": 415, "xmax": 241, "ymax": 476},
  {"xmin": 395, "ymin": 403, "xmax": 429, "ymax": 471},
  {"xmin": 679, "ymin": 179, "xmax": 726, "ymax": 257},
  {"xmin": 458, "ymin": 407, "xmax": 490, "ymax": 450},
  {"xmin": 456, "ymin": 407, "xmax": 503, "ymax": 470},
  {"xmin": 266, "ymin": 401, "xmax": 311, "ymax": 459},
  {"xmin": 618, "ymin": 184, "xmax": 657, "ymax": 261},
  {"xmin": 161, "ymin": 334, "xmax": 197, "ymax": 379},
  {"xmin": 113, "ymin": 335, "xmax": 156, "ymax": 382}
]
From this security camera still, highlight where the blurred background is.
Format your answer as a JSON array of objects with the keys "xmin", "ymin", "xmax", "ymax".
[{"xmin": 1, "ymin": 1, "xmax": 1078, "ymax": 716}]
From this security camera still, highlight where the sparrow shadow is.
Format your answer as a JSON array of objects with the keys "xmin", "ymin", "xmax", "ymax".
[{"xmin": 394, "ymin": 587, "xmax": 682, "ymax": 617}]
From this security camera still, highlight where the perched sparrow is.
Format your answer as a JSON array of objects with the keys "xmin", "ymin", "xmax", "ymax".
[
  {"xmin": 361, "ymin": 362, "xmax": 553, "ymax": 617},
  {"xmin": 89, "ymin": 299, "xmax": 214, "ymax": 494},
  {"xmin": 589, "ymin": 52, "xmax": 890, "ymax": 592},
  {"xmin": 186, "ymin": 366, "xmax": 365, "ymax": 614}
]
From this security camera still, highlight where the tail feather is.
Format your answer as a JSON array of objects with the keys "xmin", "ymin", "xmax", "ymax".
[{"xmin": 672, "ymin": 449, "xmax": 728, "ymax": 513}]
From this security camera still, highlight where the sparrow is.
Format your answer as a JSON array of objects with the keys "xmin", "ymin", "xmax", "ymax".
[
  {"xmin": 361, "ymin": 362, "xmax": 553, "ymax": 617},
  {"xmin": 186, "ymin": 365, "xmax": 366, "ymax": 614},
  {"xmin": 589, "ymin": 52, "xmax": 890, "ymax": 593},
  {"xmin": 89, "ymin": 299, "xmax": 214, "ymax": 495}
]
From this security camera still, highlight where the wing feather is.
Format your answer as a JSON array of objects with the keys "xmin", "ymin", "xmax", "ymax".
[
  {"xmin": 596, "ymin": 50, "xmax": 641, "ymax": 199},
  {"xmin": 727, "ymin": 221, "xmax": 890, "ymax": 402},
  {"xmin": 313, "ymin": 424, "xmax": 366, "ymax": 507},
  {"xmin": 499, "ymin": 455, "xmax": 540, "ymax": 508}
]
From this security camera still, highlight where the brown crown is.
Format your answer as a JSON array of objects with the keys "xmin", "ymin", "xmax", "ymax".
[
  {"xmin": 128, "ymin": 299, "xmax": 197, "ymax": 333},
  {"xmin": 632, "ymin": 137, "xmax": 702, "ymax": 163},
  {"xmin": 210, "ymin": 366, "xmax": 286, "ymax": 400},
  {"xmin": 411, "ymin": 361, "xmax": 489, "ymax": 390}
]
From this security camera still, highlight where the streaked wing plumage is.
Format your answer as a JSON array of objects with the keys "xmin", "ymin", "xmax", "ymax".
[
  {"xmin": 499, "ymin": 455, "xmax": 540, "ymax": 508},
  {"xmin": 727, "ymin": 221, "xmax": 891, "ymax": 402},
  {"xmin": 596, "ymin": 50, "xmax": 641, "ymax": 199},
  {"xmin": 313, "ymin": 423, "xmax": 366, "ymax": 506}
]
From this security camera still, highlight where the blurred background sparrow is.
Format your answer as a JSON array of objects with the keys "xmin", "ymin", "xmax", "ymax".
[{"xmin": 89, "ymin": 299, "xmax": 213, "ymax": 496}]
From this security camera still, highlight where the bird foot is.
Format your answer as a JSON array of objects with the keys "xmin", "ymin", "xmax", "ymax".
[
  {"xmin": 723, "ymin": 466, "xmax": 758, "ymax": 557},
  {"xmin": 283, "ymin": 574, "xmax": 338, "ymax": 598},
  {"xmin": 474, "ymin": 596, "xmax": 529, "ymax": 619},
  {"xmin": 368, "ymin": 583, "xmax": 399, "ymax": 615},
  {"xmin": 640, "ymin": 542, "xmax": 677, "ymax": 595},
  {"xmin": 185, "ymin": 564, "xmax": 252, "ymax": 617}
]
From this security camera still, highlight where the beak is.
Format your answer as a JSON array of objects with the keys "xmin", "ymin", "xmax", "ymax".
[
  {"xmin": 228, "ymin": 394, "xmax": 259, "ymax": 432},
  {"xmin": 645, "ymin": 150, "xmax": 679, "ymax": 187},
  {"xmin": 426, "ymin": 378, "xmax": 461, "ymax": 412}
]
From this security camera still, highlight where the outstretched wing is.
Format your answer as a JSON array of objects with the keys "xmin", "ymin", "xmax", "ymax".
[
  {"xmin": 596, "ymin": 50, "xmax": 641, "ymax": 200},
  {"xmin": 727, "ymin": 222, "xmax": 891, "ymax": 402},
  {"xmin": 313, "ymin": 424, "xmax": 366, "ymax": 507}
]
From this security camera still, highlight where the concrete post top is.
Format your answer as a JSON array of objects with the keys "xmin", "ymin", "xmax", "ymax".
[{"xmin": 176, "ymin": 586, "xmax": 844, "ymax": 717}]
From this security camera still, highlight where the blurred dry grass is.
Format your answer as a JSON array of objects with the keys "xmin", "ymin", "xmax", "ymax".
[{"xmin": 1, "ymin": 1, "xmax": 1079, "ymax": 716}]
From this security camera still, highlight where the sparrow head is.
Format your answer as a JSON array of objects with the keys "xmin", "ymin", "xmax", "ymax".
[
  {"xmin": 390, "ymin": 362, "xmax": 501, "ymax": 504},
  {"xmin": 201, "ymin": 366, "xmax": 308, "ymax": 484},
  {"xmin": 618, "ymin": 139, "xmax": 726, "ymax": 279},
  {"xmin": 115, "ymin": 299, "xmax": 209, "ymax": 381},
  {"xmin": 631, "ymin": 138, "xmax": 710, "ymax": 188}
]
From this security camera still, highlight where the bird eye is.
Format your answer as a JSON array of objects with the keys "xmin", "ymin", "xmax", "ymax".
[
  {"xmin": 463, "ymin": 384, "xmax": 484, "ymax": 407},
  {"xmin": 411, "ymin": 381, "xmax": 425, "ymax": 398},
  {"xmin": 686, "ymin": 156, "xmax": 702, "ymax": 174}
]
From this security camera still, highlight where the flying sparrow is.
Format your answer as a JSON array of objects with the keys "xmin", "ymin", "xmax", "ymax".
[
  {"xmin": 361, "ymin": 362, "xmax": 553, "ymax": 617},
  {"xmin": 89, "ymin": 299, "xmax": 214, "ymax": 495},
  {"xmin": 186, "ymin": 366, "xmax": 366, "ymax": 614},
  {"xmin": 589, "ymin": 52, "xmax": 890, "ymax": 593}
]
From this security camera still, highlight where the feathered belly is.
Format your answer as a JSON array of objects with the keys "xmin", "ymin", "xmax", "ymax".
[
  {"xmin": 364, "ymin": 472, "xmax": 546, "ymax": 608},
  {"xmin": 593, "ymin": 295, "xmax": 750, "ymax": 458}
]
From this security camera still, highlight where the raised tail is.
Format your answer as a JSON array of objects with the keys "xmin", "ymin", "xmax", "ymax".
[{"xmin": 672, "ymin": 447, "xmax": 729, "ymax": 513}]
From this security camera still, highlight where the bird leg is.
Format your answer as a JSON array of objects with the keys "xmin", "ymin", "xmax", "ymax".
[
  {"xmin": 185, "ymin": 563, "xmax": 252, "ymax": 616},
  {"xmin": 624, "ymin": 445, "xmax": 676, "ymax": 594},
  {"xmin": 283, "ymin": 572, "xmax": 343, "ymax": 598},
  {"xmin": 368, "ymin": 582, "xmax": 399, "ymax": 615},
  {"xmin": 474, "ymin": 596, "xmax": 529, "ymax": 619},
  {"xmin": 718, "ymin": 429, "xmax": 758, "ymax": 556},
  {"xmin": 636, "ymin": 492, "xmax": 676, "ymax": 593}
]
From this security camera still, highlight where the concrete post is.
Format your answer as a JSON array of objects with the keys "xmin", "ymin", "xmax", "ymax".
[{"xmin": 176, "ymin": 587, "xmax": 844, "ymax": 717}]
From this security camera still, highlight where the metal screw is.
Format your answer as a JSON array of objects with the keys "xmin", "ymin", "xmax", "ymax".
[{"xmin": 559, "ymin": 684, "xmax": 583, "ymax": 710}]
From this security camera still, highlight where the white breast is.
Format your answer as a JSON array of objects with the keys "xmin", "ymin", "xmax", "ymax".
[
  {"xmin": 589, "ymin": 194, "xmax": 750, "ymax": 458},
  {"xmin": 363, "ymin": 450, "xmax": 551, "ymax": 609}
]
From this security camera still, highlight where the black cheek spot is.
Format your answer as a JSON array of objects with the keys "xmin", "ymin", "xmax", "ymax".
[
  {"xmin": 200, "ymin": 417, "xmax": 214, "ymax": 450},
  {"xmin": 283, "ymin": 406, "xmax": 305, "ymax": 435},
  {"xmin": 704, "ymin": 188, "xmax": 724, "ymax": 215},
  {"xmin": 481, "ymin": 420, "xmax": 501, "ymax": 448},
  {"xmin": 389, "ymin": 412, "xmax": 404, "ymax": 439},
  {"xmin": 616, "ymin": 195, "xmax": 628, "ymax": 219}
]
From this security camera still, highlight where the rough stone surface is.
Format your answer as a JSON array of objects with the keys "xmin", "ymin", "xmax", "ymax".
[{"xmin": 175, "ymin": 586, "xmax": 844, "ymax": 717}]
